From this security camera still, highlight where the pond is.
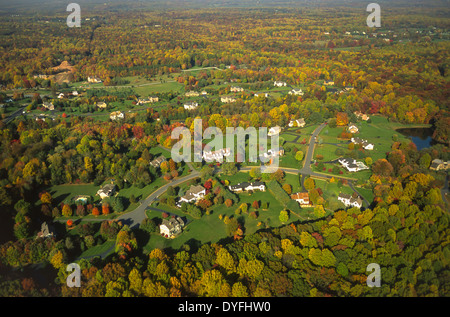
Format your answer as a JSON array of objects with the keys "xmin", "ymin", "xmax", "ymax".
[{"xmin": 396, "ymin": 127, "xmax": 436, "ymax": 150}]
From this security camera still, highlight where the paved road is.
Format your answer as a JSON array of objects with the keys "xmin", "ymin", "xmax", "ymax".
[{"xmin": 117, "ymin": 168, "xmax": 200, "ymax": 229}]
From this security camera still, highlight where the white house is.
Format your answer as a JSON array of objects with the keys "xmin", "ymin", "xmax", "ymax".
[
  {"xmin": 177, "ymin": 185, "xmax": 206, "ymax": 206},
  {"xmin": 254, "ymin": 92, "xmax": 269, "ymax": 97},
  {"xmin": 88, "ymin": 76, "xmax": 102, "ymax": 83},
  {"xmin": 184, "ymin": 101, "xmax": 198, "ymax": 110},
  {"xmin": 288, "ymin": 88, "xmax": 304, "ymax": 96},
  {"xmin": 221, "ymin": 96, "xmax": 236, "ymax": 103},
  {"xmin": 338, "ymin": 193, "xmax": 363, "ymax": 209},
  {"xmin": 97, "ymin": 183, "xmax": 115, "ymax": 200},
  {"xmin": 338, "ymin": 157, "xmax": 369, "ymax": 172},
  {"xmin": 160, "ymin": 217, "xmax": 185, "ymax": 238},
  {"xmin": 348, "ymin": 124, "xmax": 359, "ymax": 134},
  {"xmin": 268, "ymin": 126, "xmax": 281, "ymax": 136},
  {"xmin": 230, "ymin": 86, "xmax": 244, "ymax": 92},
  {"xmin": 288, "ymin": 118, "xmax": 306, "ymax": 128},
  {"xmin": 42, "ymin": 102, "xmax": 54, "ymax": 111},
  {"xmin": 351, "ymin": 137, "xmax": 374, "ymax": 150},
  {"xmin": 110, "ymin": 111, "xmax": 124, "ymax": 120},
  {"xmin": 229, "ymin": 182, "xmax": 266, "ymax": 193},
  {"xmin": 274, "ymin": 81, "xmax": 287, "ymax": 87},
  {"xmin": 202, "ymin": 148, "xmax": 231, "ymax": 162},
  {"xmin": 185, "ymin": 91, "xmax": 199, "ymax": 97}
]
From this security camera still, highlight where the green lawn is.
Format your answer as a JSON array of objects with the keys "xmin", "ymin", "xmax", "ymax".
[
  {"xmin": 143, "ymin": 187, "xmax": 298, "ymax": 252},
  {"xmin": 77, "ymin": 240, "xmax": 115, "ymax": 260}
]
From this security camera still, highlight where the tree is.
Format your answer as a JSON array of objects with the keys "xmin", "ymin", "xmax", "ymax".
[
  {"xmin": 336, "ymin": 112, "xmax": 349, "ymax": 126},
  {"xmin": 419, "ymin": 153, "xmax": 432, "ymax": 169},
  {"xmin": 225, "ymin": 199, "xmax": 233, "ymax": 207},
  {"xmin": 222, "ymin": 162, "xmax": 238, "ymax": 176},
  {"xmin": 279, "ymin": 209, "xmax": 289, "ymax": 223},
  {"xmin": 252, "ymin": 200, "xmax": 259, "ymax": 209},
  {"xmin": 102, "ymin": 204, "xmax": 110, "ymax": 215},
  {"xmin": 372, "ymin": 159, "xmax": 394, "ymax": 177},
  {"xmin": 304, "ymin": 178, "xmax": 315, "ymax": 191},
  {"xmin": 282, "ymin": 183, "xmax": 292, "ymax": 195},
  {"xmin": 40, "ymin": 192, "xmax": 52, "ymax": 205},
  {"xmin": 92, "ymin": 207, "xmax": 100, "ymax": 216},
  {"xmin": 295, "ymin": 150, "xmax": 304, "ymax": 162},
  {"xmin": 62, "ymin": 204, "xmax": 72, "ymax": 216}
]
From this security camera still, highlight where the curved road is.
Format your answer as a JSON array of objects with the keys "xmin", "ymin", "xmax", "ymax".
[{"xmin": 117, "ymin": 166, "xmax": 199, "ymax": 229}]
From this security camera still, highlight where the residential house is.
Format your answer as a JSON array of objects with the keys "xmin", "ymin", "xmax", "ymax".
[
  {"xmin": 430, "ymin": 159, "xmax": 450, "ymax": 171},
  {"xmin": 268, "ymin": 126, "xmax": 281, "ymax": 136},
  {"xmin": 96, "ymin": 102, "xmax": 107, "ymax": 109},
  {"xmin": 344, "ymin": 86, "xmax": 354, "ymax": 91},
  {"xmin": 72, "ymin": 91, "xmax": 79, "ymax": 96},
  {"xmin": 201, "ymin": 90, "xmax": 208, "ymax": 96},
  {"xmin": 88, "ymin": 76, "xmax": 102, "ymax": 83},
  {"xmin": 351, "ymin": 137, "xmax": 374, "ymax": 150},
  {"xmin": 288, "ymin": 88, "xmax": 304, "ymax": 96},
  {"xmin": 42, "ymin": 102, "xmax": 54, "ymax": 111},
  {"xmin": 160, "ymin": 217, "xmax": 185, "ymax": 238},
  {"xmin": 97, "ymin": 183, "xmax": 116, "ymax": 199},
  {"xmin": 354, "ymin": 111, "xmax": 370, "ymax": 121},
  {"xmin": 177, "ymin": 185, "xmax": 206, "ymax": 206},
  {"xmin": 230, "ymin": 86, "xmax": 244, "ymax": 92},
  {"xmin": 36, "ymin": 222, "xmax": 55, "ymax": 239},
  {"xmin": 338, "ymin": 157, "xmax": 369, "ymax": 172},
  {"xmin": 288, "ymin": 118, "xmax": 306, "ymax": 128},
  {"xmin": 348, "ymin": 124, "xmax": 359, "ymax": 134},
  {"xmin": 184, "ymin": 101, "xmax": 199, "ymax": 110},
  {"xmin": 274, "ymin": 81, "xmax": 287, "ymax": 87},
  {"xmin": 185, "ymin": 91, "xmax": 199, "ymax": 97},
  {"xmin": 221, "ymin": 96, "xmax": 236, "ymax": 103},
  {"xmin": 324, "ymin": 80, "xmax": 335, "ymax": 86},
  {"xmin": 110, "ymin": 111, "xmax": 124, "ymax": 120},
  {"xmin": 150, "ymin": 155, "xmax": 166, "ymax": 169},
  {"xmin": 291, "ymin": 192, "xmax": 312, "ymax": 207},
  {"xmin": 338, "ymin": 193, "xmax": 363, "ymax": 209},
  {"xmin": 202, "ymin": 148, "xmax": 231, "ymax": 162},
  {"xmin": 262, "ymin": 147, "xmax": 285, "ymax": 159},
  {"xmin": 57, "ymin": 92, "xmax": 66, "ymax": 99},
  {"xmin": 228, "ymin": 182, "xmax": 266, "ymax": 193},
  {"xmin": 137, "ymin": 96, "xmax": 159, "ymax": 105},
  {"xmin": 254, "ymin": 92, "xmax": 269, "ymax": 97}
]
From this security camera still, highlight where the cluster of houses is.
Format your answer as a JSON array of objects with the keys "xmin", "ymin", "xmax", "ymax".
[
  {"xmin": 351, "ymin": 137, "xmax": 374, "ymax": 150},
  {"xmin": 230, "ymin": 86, "xmax": 244, "ymax": 93},
  {"xmin": 430, "ymin": 159, "xmax": 450, "ymax": 171},
  {"xmin": 338, "ymin": 193, "xmax": 363, "ymax": 209},
  {"xmin": 338, "ymin": 157, "xmax": 369, "ymax": 172}
]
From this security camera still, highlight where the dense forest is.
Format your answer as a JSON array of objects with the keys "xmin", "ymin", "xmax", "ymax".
[{"xmin": 0, "ymin": 2, "xmax": 449, "ymax": 297}]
